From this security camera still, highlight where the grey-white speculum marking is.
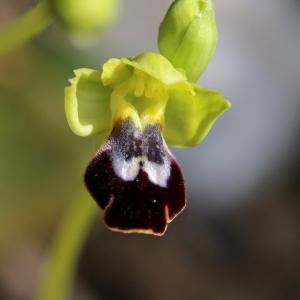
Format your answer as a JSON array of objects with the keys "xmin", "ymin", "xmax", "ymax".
[{"xmin": 85, "ymin": 118, "xmax": 186, "ymax": 236}]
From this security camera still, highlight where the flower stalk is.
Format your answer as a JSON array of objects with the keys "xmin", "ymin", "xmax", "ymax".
[
  {"xmin": 0, "ymin": 1, "xmax": 52, "ymax": 56},
  {"xmin": 0, "ymin": 0, "xmax": 120, "ymax": 56},
  {"xmin": 34, "ymin": 190, "xmax": 97, "ymax": 300}
]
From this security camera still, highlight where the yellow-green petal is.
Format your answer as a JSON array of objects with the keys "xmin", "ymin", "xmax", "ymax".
[
  {"xmin": 121, "ymin": 52, "xmax": 193, "ymax": 92},
  {"xmin": 164, "ymin": 84, "xmax": 231, "ymax": 148},
  {"xmin": 101, "ymin": 58, "xmax": 132, "ymax": 87},
  {"xmin": 65, "ymin": 68, "xmax": 112, "ymax": 139}
]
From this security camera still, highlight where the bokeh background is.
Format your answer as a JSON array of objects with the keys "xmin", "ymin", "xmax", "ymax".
[{"xmin": 1, "ymin": 0, "xmax": 300, "ymax": 299}]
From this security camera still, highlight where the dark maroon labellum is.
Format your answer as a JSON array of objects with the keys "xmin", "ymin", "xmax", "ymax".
[{"xmin": 85, "ymin": 119, "xmax": 186, "ymax": 236}]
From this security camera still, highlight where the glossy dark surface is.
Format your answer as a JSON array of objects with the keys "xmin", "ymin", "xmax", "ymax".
[{"xmin": 85, "ymin": 119, "xmax": 186, "ymax": 235}]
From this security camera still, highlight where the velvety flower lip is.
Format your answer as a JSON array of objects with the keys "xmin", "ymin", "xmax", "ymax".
[{"xmin": 85, "ymin": 118, "xmax": 186, "ymax": 236}]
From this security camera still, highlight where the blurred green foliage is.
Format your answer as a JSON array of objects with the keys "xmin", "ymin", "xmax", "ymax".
[{"xmin": 0, "ymin": 36, "xmax": 99, "ymax": 256}]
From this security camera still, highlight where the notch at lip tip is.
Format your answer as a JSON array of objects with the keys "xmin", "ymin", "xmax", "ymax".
[{"xmin": 84, "ymin": 118, "xmax": 186, "ymax": 235}]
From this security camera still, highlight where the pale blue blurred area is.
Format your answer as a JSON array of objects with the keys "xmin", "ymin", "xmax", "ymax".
[{"xmin": 83, "ymin": 0, "xmax": 300, "ymax": 212}]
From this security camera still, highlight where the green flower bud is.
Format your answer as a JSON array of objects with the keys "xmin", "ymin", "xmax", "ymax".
[
  {"xmin": 158, "ymin": 0, "xmax": 218, "ymax": 82},
  {"xmin": 48, "ymin": 0, "xmax": 120, "ymax": 32}
]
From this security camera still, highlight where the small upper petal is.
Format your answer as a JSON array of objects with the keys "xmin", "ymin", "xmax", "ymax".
[{"xmin": 64, "ymin": 68, "xmax": 112, "ymax": 141}]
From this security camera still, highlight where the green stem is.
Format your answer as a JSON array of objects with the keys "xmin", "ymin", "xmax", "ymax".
[
  {"xmin": 34, "ymin": 190, "xmax": 98, "ymax": 300},
  {"xmin": 0, "ymin": 1, "xmax": 53, "ymax": 56}
]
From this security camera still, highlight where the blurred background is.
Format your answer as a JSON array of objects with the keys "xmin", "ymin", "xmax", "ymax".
[{"xmin": 1, "ymin": 0, "xmax": 300, "ymax": 299}]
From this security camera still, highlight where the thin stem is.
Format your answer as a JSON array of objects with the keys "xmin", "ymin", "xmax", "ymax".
[
  {"xmin": 34, "ymin": 189, "xmax": 98, "ymax": 300},
  {"xmin": 0, "ymin": 1, "xmax": 53, "ymax": 56}
]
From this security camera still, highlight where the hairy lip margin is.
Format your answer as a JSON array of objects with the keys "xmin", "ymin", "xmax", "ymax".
[{"xmin": 84, "ymin": 119, "xmax": 186, "ymax": 236}]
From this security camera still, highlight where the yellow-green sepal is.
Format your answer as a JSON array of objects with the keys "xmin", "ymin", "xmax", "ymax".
[
  {"xmin": 122, "ymin": 52, "xmax": 189, "ymax": 87},
  {"xmin": 101, "ymin": 58, "xmax": 132, "ymax": 87},
  {"xmin": 158, "ymin": 0, "xmax": 218, "ymax": 82},
  {"xmin": 163, "ymin": 84, "xmax": 231, "ymax": 148},
  {"xmin": 64, "ymin": 68, "xmax": 112, "ymax": 139},
  {"xmin": 102, "ymin": 52, "xmax": 193, "ymax": 93}
]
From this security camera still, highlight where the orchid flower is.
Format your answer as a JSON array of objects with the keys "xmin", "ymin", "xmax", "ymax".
[{"xmin": 64, "ymin": 0, "xmax": 231, "ymax": 236}]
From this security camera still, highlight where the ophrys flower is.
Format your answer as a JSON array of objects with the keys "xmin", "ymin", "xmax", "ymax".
[{"xmin": 64, "ymin": 0, "xmax": 231, "ymax": 236}]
